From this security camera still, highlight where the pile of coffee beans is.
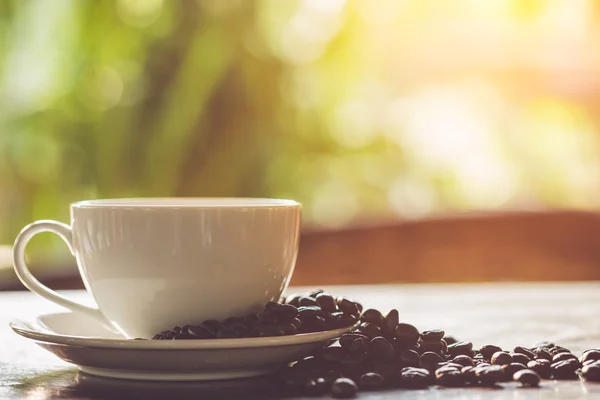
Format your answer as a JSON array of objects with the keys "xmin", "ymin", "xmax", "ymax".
[
  {"xmin": 150, "ymin": 290, "xmax": 362, "ymax": 340},
  {"xmin": 281, "ymin": 305, "xmax": 600, "ymax": 398},
  {"xmin": 147, "ymin": 290, "xmax": 600, "ymax": 398}
]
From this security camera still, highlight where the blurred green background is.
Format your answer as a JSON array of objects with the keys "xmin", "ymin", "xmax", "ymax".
[{"xmin": 2, "ymin": 0, "xmax": 600, "ymax": 264}]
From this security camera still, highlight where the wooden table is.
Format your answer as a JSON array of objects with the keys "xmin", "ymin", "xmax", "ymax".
[{"xmin": 2, "ymin": 283, "xmax": 600, "ymax": 399}]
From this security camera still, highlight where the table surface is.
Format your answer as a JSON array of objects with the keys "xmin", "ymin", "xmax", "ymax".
[{"xmin": 2, "ymin": 282, "xmax": 600, "ymax": 399}]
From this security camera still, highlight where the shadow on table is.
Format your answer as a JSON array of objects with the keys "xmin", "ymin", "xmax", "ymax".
[{"xmin": 12, "ymin": 370, "xmax": 296, "ymax": 400}]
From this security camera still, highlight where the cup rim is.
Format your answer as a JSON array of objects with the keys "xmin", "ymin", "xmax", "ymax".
[{"xmin": 71, "ymin": 198, "xmax": 301, "ymax": 209}]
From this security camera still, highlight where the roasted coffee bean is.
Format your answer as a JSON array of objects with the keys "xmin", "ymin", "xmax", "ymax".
[
  {"xmin": 151, "ymin": 334, "xmax": 164, "ymax": 340},
  {"xmin": 581, "ymin": 361, "xmax": 600, "ymax": 382},
  {"xmin": 297, "ymin": 306, "xmax": 323, "ymax": 318},
  {"xmin": 360, "ymin": 322, "xmax": 382, "ymax": 339},
  {"xmin": 361, "ymin": 309, "xmax": 384, "ymax": 326},
  {"xmin": 284, "ymin": 294, "xmax": 302, "ymax": 307},
  {"xmin": 551, "ymin": 358, "xmax": 580, "ymax": 379},
  {"xmin": 553, "ymin": 352, "xmax": 578, "ymax": 363},
  {"xmin": 369, "ymin": 336, "xmax": 394, "ymax": 361},
  {"xmin": 268, "ymin": 303, "xmax": 299, "ymax": 321},
  {"xmin": 447, "ymin": 341, "xmax": 474, "ymax": 357},
  {"xmin": 421, "ymin": 351, "xmax": 444, "ymax": 364},
  {"xmin": 359, "ymin": 372, "xmax": 385, "ymax": 390},
  {"xmin": 279, "ymin": 323, "xmax": 298, "ymax": 335},
  {"xmin": 342, "ymin": 349, "xmax": 369, "ymax": 365},
  {"xmin": 172, "ymin": 326, "xmax": 182, "ymax": 334},
  {"xmin": 527, "ymin": 359, "xmax": 551, "ymax": 379},
  {"xmin": 491, "ymin": 351, "xmax": 512, "ymax": 365},
  {"xmin": 533, "ymin": 347, "xmax": 552, "ymax": 361},
  {"xmin": 331, "ymin": 377, "xmax": 358, "ymax": 398},
  {"xmin": 340, "ymin": 333, "xmax": 368, "ymax": 349},
  {"xmin": 581, "ymin": 350, "xmax": 600, "ymax": 364},
  {"xmin": 315, "ymin": 293, "xmax": 337, "ymax": 313},
  {"xmin": 453, "ymin": 355, "xmax": 474, "ymax": 367},
  {"xmin": 318, "ymin": 346, "xmax": 347, "ymax": 362},
  {"xmin": 502, "ymin": 362, "xmax": 527, "ymax": 379},
  {"xmin": 293, "ymin": 356, "xmax": 318, "ymax": 371},
  {"xmin": 399, "ymin": 349, "xmax": 420, "ymax": 366},
  {"xmin": 510, "ymin": 352, "xmax": 531, "ymax": 365},
  {"xmin": 513, "ymin": 369, "xmax": 540, "ymax": 387},
  {"xmin": 514, "ymin": 346, "xmax": 536, "ymax": 360},
  {"xmin": 381, "ymin": 309, "xmax": 399, "ymax": 336},
  {"xmin": 420, "ymin": 329, "xmax": 445, "ymax": 341},
  {"xmin": 201, "ymin": 320, "xmax": 221, "ymax": 335},
  {"xmin": 187, "ymin": 325, "xmax": 214, "ymax": 339},
  {"xmin": 258, "ymin": 325, "xmax": 285, "ymax": 337},
  {"xmin": 461, "ymin": 366, "xmax": 477, "ymax": 384},
  {"xmin": 395, "ymin": 323, "xmax": 420, "ymax": 344},
  {"xmin": 420, "ymin": 340, "xmax": 445, "ymax": 353},
  {"xmin": 216, "ymin": 327, "xmax": 239, "ymax": 339},
  {"xmin": 299, "ymin": 296, "xmax": 318, "ymax": 307},
  {"xmin": 476, "ymin": 365, "xmax": 505, "ymax": 386},
  {"xmin": 480, "ymin": 345, "xmax": 503, "ymax": 360},
  {"xmin": 337, "ymin": 313, "xmax": 358, "ymax": 329},
  {"xmin": 550, "ymin": 346, "xmax": 571, "ymax": 355},
  {"xmin": 337, "ymin": 297, "xmax": 361, "ymax": 316},
  {"xmin": 436, "ymin": 368, "xmax": 465, "ymax": 387},
  {"xmin": 443, "ymin": 336, "xmax": 458, "ymax": 345},
  {"xmin": 400, "ymin": 367, "xmax": 432, "ymax": 389},
  {"xmin": 304, "ymin": 377, "xmax": 328, "ymax": 395}
]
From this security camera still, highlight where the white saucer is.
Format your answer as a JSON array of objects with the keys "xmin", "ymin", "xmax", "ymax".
[{"xmin": 10, "ymin": 311, "xmax": 353, "ymax": 381}]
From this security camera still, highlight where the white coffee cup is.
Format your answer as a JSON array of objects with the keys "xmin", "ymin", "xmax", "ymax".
[{"xmin": 13, "ymin": 198, "xmax": 301, "ymax": 338}]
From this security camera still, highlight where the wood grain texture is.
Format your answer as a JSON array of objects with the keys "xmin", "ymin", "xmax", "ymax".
[{"xmin": 2, "ymin": 283, "xmax": 600, "ymax": 399}]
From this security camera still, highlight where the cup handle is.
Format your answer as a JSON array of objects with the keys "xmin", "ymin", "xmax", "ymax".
[{"xmin": 13, "ymin": 220, "xmax": 106, "ymax": 324}]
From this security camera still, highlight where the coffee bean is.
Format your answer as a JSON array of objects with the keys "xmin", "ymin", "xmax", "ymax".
[
  {"xmin": 319, "ymin": 346, "xmax": 347, "ymax": 362},
  {"xmin": 533, "ymin": 347, "xmax": 552, "ymax": 361},
  {"xmin": 550, "ymin": 346, "xmax": 571, "ymax": 355},
  {"xmin": 421, "ymin": 351, "xmax": 444, "ymax": 364},
  {"xmin": 443, "ymin": 336, "xmax": 458, "ymax": 345},
  {"xmin": 369, "ymin": 336, "xmax": 394, "ymax": 361},
  {"xmin": 337, "ymin": 298, "xmax": 361, "ymax": 317},
  {"xmin": 284, "ymin": 294, "xmax": 302, "ymax": 307},
  {"xmin": 187, "ymin": 325, "xmax": 214, "ymax": 339},
  {"xmin": 359, "ymin": 372, "xmax": 385, "ymax": 390},
  {"xmin": 395, "ymin": 323, "xmax": 420, "ymax": 344},
  {"xmin": 420, "ymin": 340, "xmax": 445, "ymax": 353},
  {"xmin": 316, "ymin": 293, "xmax": 337, "ymax": 313},
  {"xmin": 200, "ymin": 320, "xmax": 221, "ymax": 335},
  {"xmin": 299, "ymin": 296, "xmax": 318, "ymax": 307},
  {"xmin": 399, "ymin": 349, "xmax": 420, "ymax": 366},
  {"xmin": 417, "ymin": 329, "xmax": 443, "ymax": 341},
  {"xmin": 336, "ymin": 313, "xmax": 358, "ymax": 329},
  {"xmin": 502, "ymin": 362, "xmax": 527, "ymax": 379},
  {"xmin": 436, "ymin": 368, "xmax": 465, "ymax": 387},
  {"xmin": 342, "ymin": 349, "xmax": 369, "ymax": 365},
  {"xmin": 360, "ymin": 322, "xmax": 382, "ymax": 339},
  {"xmin": 279, "ymin": 323, "xmax": 298, "ymax": 335},
  {"xmin": 297, "ymin": 306, "xmax": 324, "ymax": 318},
  {"xmin": 340, "ymin": 333, "xmax": 368, "ymax": 349},
  {"xmin": 513, "ymin": 369, "xmax": 540, "ymax": 387},
  {"xmin": 400, "ymin": 367, "xmax": 432, "ymax": 388},
  {"xmin": 453, "ymin": 355, "xmax": 474, "ymax": 367},
  {"xmin": 581, "ymin": 361, "xmax": 600, "ymax": 382},
  {"xmin": 331, "ymin": 377, "xmax": 358, "ymax": 398},
  {"xmin": 447, "ymin": 341, "xmax": 474, "ymax": 357},
  {"xmin": 510, "ymin": 353, "xmax": 531, "ymax": 365},
  {"xmin": 491, "ymin": 351, "xmax": 512, "ymax": 366},
  {"xmin": 479, "ymin": 345, "xmax": 503, "ymax": 360},
  {"xmin": 216, "ymin": 327, "xmax": 239, "ymax": 339},
  {"xmin": 382, "ymin": 309, "xmax": 399, "ymax": 336},
  {"xmin": 581, "ymin": 350, "xmax": 600, "ymax": 364},
  {"xmin": 551, "ymin": 358, "xmax": 580, "ymax": 379},
  {"xmin": 258, "ymin": 325, "xmax": 285, "ymax": 337},
  {"xmin": 524, "ymin": 359, "xmax": 549, "ymax": 379},
  {"xmin": 476, "ymin": 365, "xmax": 505, "ymax": 386},
  {"xmin": 304, "ymin": 377, "xmax": 328, "ymax": 395},
  {"xmin": 514, "ymin": 346, "xmax": 536, "ymax": 360},
  {"xmin": 553, "ymin": 352, "xmax": 578, "ymax": 363},
  {"xmin": 270, "ymin": 303, "xmax": 299, "ymax": 321},
  {"xmin": 361, "ymin": 309, "xmax": 384, "ymax": 326}
]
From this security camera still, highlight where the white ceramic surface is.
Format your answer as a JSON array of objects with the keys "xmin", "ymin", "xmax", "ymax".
[
  {"xmin": 10, "ymin": 311, "xmax": 353, "ymax": 381},
  {"xmin": 13, "ymin": 198, "xmax": 302, "ymax": 338}
]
